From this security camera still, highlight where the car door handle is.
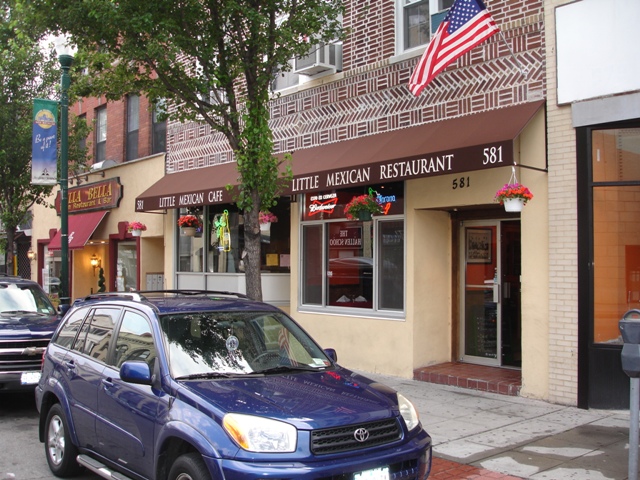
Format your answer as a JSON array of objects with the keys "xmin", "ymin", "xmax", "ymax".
[
  {"xmin": 63, "ymin": 361, "xmax": 75, "ymax": 370},
  {"xmin": 101, "ymin": 378, "xmax": 114, "ymax": 389}
]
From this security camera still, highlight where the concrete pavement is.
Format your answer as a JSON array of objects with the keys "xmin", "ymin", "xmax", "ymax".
[{"xmin": 363, "ymin": 371, "xmax": 634, "ymax": 479}]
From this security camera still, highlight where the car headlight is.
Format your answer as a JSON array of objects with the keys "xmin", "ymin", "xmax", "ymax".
[
  {"xmin": 398, "ymin": 393, "xmax": 420, "ymax": 431},
  {"xmin": 223, "ymin": 413, "xmax": 297, "ymax": 452}
]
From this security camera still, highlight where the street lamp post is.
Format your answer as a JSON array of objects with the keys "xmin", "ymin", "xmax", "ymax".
[{"xmin": 54, "ymin": 36, "xmax": 76, "ymax": 306}]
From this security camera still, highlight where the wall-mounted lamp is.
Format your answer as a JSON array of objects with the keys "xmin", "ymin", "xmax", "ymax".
[
  {"xmin": 27, "ymin": 248, "xmax": 36, "ymax": 261},
  {"xmin": 90, "ymin": 254, "xmax": 101, "ymax": 275}
]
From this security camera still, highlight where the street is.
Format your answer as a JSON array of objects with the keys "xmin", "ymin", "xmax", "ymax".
[{"xmin": 0, "ymin": 391, "xmax": 97, "ymax": 480}]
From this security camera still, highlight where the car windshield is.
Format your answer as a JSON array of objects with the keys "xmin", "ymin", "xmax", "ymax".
[
  {"xmin": 160, "ymin": 311, "xmax": 331, "ymax": 378},
  {"xmin": 0, "ymin": 283, "xmax": 56, "ymax": 315}
]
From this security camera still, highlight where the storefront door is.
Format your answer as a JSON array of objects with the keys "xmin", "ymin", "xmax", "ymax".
[
  {"xmin": 460, "ymin": 220, "xmax": 521, "ymax": 367},
  {"xmin": 116, "ymin": 241, "xmax": 137, "ymax": 292}
]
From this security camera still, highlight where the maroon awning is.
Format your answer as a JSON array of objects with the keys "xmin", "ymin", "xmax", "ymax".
[
  {"xmin": 49, "ymin": 211, "xmax": 108, "ymax": 250},
  {"xmin": 135, "ymin": 100, "xmax": 545, "ymax": 211}
]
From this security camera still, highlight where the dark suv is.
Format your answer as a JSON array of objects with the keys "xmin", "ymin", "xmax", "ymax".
[
  {"xmin": 36, "ymin": 290, "xmax": 432, "ymax": 480},
  {"xmin": 0, "ymin": 275, "xmax": 61, "ymax": 392}
]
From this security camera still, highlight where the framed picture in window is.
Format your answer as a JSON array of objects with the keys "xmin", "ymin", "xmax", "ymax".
[{"xmin": 466, "ymin": 229, "xmax": 492, "ymax": 264}]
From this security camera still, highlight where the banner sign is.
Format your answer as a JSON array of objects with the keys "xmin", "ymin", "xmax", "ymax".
[{"xmin": 31, "ymin": 99, "xmax": 58, "ymax": 185}]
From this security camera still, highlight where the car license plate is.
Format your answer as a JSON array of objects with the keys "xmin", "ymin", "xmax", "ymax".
[
  {"xmin": 21, "ymin": 371, "xmax": 41, "ymax": 385},
  {"xmin": 354, "ymin": 467, "xmax": 389, "ymax": 480}
]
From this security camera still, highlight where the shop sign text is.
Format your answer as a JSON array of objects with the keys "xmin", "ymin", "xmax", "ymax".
[
  {"xmin": 56, "ymin": 178, "xmax": 122, "ymax": 214},
  {"xmin": 288, "ymin": 141, "xmax": 512, "ymax": 195},
  {"xmin": 137, "ymin": 188, "xmax": 227, "ymax": 212}
]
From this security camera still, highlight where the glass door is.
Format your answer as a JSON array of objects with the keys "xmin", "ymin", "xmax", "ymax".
[
  {"xmin": 460, "ymin": 220, "xmax": 522, "ymax": 367},
  {"xmin": 116, "ymin": 241, "xmax": 137, "ymax": 292}
]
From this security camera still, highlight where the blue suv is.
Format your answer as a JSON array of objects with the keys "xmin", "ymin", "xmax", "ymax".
[
  {"xmin": 0, "ymin": 275, "xmax": 62, "ymax": 392},
  {"xmin": 36, "ymin": 291, "xmax": 431, "ymax": 480}
]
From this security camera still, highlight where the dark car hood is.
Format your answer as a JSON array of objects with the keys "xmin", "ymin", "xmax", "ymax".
[
  {"xmin": 180, "ymin": 367, "xmax": 399, "ymax": 430},
  {"xmin": 0, "ymin": 312, "xmax": 60, "ymax": 337}
]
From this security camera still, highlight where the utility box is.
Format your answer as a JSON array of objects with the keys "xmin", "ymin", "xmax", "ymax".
[{"xmin": 619, "ymin": 309, "xmax": 640, "ymax": 377}]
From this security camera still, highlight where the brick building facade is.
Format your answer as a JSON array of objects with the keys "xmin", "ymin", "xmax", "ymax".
[
  {"xmin": 135, "ymin": 0, "xmax": 560, "ymax": 403},
  {"xmin": 129, "ymin": 0, "xmax": 640, "ymax": 409}
]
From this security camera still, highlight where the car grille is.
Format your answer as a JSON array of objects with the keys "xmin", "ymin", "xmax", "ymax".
[
  {"xmin": 311, "ymin": 418, "xmax": 402, "ymax": 455},
  {"xmin": 0, "ymin": 338, "xmax": 49, "ymax": 374}
]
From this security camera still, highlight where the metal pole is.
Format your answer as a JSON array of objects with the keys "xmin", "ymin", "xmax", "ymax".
[
  {"xmin": 58, "ymin": 53, "xmax": 73, "ymax": 306},
  {"xmin": 630, "ymin": 377, "xmax": 639, "ymax": 480}
]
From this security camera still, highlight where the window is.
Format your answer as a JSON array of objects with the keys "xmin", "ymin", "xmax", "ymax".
[
  {"xmin": 53, "ymin": 307, "xmax": 89, "ymax": 349},
  {"xmin": 178, "ymin": 208, "xmax": 204, "ymax": 273},
  {"xmin": 77, "ymin": 113, "xmax": 87, "ymax": 155},
  {"xmin": 399, "ymin": 0, "xmax": 454, "ymax": 52},
  {"xmin": 404, "ymin": 0, "xmax": 430, "ymax": 50},
  {"xmin": 95, "ymin": 106, "xmax": 107, "ymax": 162},
  {"xmin": 591, "ymin": 127, "xmax": 640, "ymax": 344},
  {"xmin": 177, "ymin": 201, "xmax": 291, "ymax": 274},
  {"xmin": 126, "ymin": 95, "xmax": 139, "ymax": 161},
  {"xmin": 77, "ymin": 308, "xmax": 120, "ymax": 362},
  {"xmin": 300, "ymin": 183, "xmax": 404, "ymax": 312},
  {"xmin": 114, "ymin": 310, "xmax": 155, "ymax": 369},
  {"xmin": 271, "ymin": 60, "xmax": 300, "ymax": 92},
  {"xmin": 152, "ymin": 103, "xmax": 166, "ymax": 154}
]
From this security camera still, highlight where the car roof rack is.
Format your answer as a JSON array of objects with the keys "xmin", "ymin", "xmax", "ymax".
[
  {"xmin": 78, "ymin": 292, "xmax": 145, "ymax": 302},
  {"xmin": 137, "ymin": 289, "xmax": 249, "ymax": 299}
]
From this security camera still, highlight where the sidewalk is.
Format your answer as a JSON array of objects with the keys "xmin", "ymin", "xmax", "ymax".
[{"xmin": 360, "ymin": 371, "xmax": 634, "ymax": 480}]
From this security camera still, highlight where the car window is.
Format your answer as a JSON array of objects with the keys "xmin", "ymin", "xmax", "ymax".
[
  {"xmin": 0, "ymin": 283, "xmax": 56, "ymax": 315},
  {"xmin": 113, "ymin": 310, "xmax": 156, "ymax": 369},
  {"xmin": 160, "ymin": 311, "xmax": 331, "ymax": 378},
  {"xmin": 80, "ymin": 308, "xmax": 120, "ymax": 363},
  {"xmin": 53, "ymin": 307, "xmax": 90, "ymax": 349}
]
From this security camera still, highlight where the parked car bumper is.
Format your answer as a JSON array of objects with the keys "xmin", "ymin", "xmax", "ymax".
[
  {"xmin": 0, "ymin": 371, "xmax": 42, "ymax": 393},
  {"xmin": 209, "ymin": 431, "xmax": 432, "ymax": 480}
]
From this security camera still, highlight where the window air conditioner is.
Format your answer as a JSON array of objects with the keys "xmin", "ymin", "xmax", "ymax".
[{"xmin": 294, "ymin": 43, "xmax": 343, "ymax": 76}]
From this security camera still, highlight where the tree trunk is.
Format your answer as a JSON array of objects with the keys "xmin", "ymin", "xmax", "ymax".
[
  {"xmin": 243, "ymin": 201, "xmax": 263, "ymax": 301},
  {"xmin": 6, "ymin": 229, "xmax": 15, "ymax": 276}
]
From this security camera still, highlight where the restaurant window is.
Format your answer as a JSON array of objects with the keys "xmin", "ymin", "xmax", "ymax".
[
  {"xmin": 592, "ymin": 127, "xmax": 640, "ymax": 344},
  {"xmin": 177, "ymin": 200, "xmax": 291, "ymax": 273},
  {"xmin": 300, "ymin": 182, "xmax": 404, "ymax": 312},
  {"xmin": 95, "ymin": 106, "xmax": 107, "ymax": 163},
  {"xmin": 178, "ymin": 208, "xmax": 204, "ymax": 272}
]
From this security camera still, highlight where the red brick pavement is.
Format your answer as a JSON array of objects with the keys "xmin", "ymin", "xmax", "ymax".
[{"xmin": 430, "ymin": 457, "xmax": 522, "ymax": 479}]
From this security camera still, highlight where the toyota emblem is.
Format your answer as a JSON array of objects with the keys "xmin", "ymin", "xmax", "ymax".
[{"xmin": 353, "ymin": 427, "xmax": 370, "ymax": 443}]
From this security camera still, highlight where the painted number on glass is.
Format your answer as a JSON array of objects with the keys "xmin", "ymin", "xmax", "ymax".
[
  {"xmin": 452, "ymin": 177, "xmax": 470, "ymax": 190},
  {"xmin": 483, "ymin": 146, "xmax": 503, "ymax": 165}
]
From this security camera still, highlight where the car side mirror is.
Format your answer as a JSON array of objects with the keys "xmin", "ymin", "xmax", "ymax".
[
  {"xmin": 120, "ymin": 360, "xmax": 153, "ymax": 385},
  {"xmin": 58, "ymin": 304, "xmax": 71, "ymax": 316},
  {"xmin": 324, "ymin": 348, "xmax": 338, "ymax": 363}
]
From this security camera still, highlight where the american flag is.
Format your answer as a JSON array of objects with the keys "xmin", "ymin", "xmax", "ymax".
[{"xmin": 408, "ymin": 0, "xmax": 499, "ymax": 96}]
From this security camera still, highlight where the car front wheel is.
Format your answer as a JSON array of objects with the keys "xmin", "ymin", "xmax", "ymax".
[
  {"xmin": 45, "ymin": 404, "xmax": 81, "ymax": 477},
  {"xmin": 168, "ymin": 453, "xmax": 209, "ymax": 480}
]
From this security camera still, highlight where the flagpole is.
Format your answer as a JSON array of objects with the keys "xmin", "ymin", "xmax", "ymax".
[{"xmin": 498, "ymin": 30, "xmax": 529, "ymax": 78}]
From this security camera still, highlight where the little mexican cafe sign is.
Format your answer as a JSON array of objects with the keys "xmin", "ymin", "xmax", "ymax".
[{"xmin": 55, "ymin": 178, "xmax": 123, "ymax": 214}]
